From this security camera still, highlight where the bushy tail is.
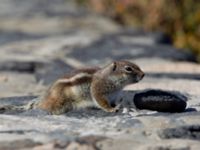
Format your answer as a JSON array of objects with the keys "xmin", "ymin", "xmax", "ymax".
[
  {"xmin": 0, "ymin": 105, "xmax": 25, "ymax": 113},
  {"xmin": 0, "ymin": 98, "xmax": 39, "ymax": 113}
]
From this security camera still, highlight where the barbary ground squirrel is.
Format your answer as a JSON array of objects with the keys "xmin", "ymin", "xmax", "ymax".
[{"xmin": 0, "ymin": 60, "xmax": 144, "ymax": 115}]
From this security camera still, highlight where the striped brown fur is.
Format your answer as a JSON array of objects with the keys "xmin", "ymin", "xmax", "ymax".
[{"xmin": 5, "ymin": 60, "xmax": 144, "ymax": 115}]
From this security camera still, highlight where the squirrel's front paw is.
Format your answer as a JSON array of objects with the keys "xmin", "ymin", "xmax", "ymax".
[{"xmin": 106, "ymin": 104, "xmax": 121, "ymax": 112}]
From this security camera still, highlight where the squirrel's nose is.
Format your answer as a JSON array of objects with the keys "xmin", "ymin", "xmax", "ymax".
[{"xmin": 136, "ymin": 72, "xmax": 145, "ymax": 82}]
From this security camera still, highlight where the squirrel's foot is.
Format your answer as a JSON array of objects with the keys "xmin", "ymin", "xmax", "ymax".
[{"xmin": 105, "ymin": 104, "xmax": 121, "ymax": 113}]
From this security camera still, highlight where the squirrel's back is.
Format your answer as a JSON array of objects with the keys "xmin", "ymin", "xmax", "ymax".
[{"xmin": 36, "ymin": 67, "xmax": 99, "ymax": 114}]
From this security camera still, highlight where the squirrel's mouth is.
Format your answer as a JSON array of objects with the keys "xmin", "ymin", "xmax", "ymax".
[{"xmin": 136, "ymin": 73, "xmax": 145, "ymax": 82}]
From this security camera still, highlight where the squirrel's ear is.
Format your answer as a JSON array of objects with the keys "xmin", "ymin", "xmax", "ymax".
[
  {"xmin": 102, "ymin": 61, "xmax": 117, "ymax": 74},
  {"xmin": 112, "ymin": 61, "xmax": 117, "ymax": 71}
]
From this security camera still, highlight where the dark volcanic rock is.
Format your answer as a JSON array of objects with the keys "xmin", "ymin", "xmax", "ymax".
[
  {"xmin": 133, "ymin": 90, "xmax": 187, "ymax": 112},
  {"xmin": 160, "ymin": 125, "xmax": 200, "ymax": 140}
]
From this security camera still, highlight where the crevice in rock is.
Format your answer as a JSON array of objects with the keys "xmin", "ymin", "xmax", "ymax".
[{"xmin": 159, "ymin": 125, "xmax": 200, "ymax": 140}]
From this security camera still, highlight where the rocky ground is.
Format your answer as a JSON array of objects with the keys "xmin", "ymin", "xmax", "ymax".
[{"xmin": 0, "ymin": 0, "xmax": 199, "ymax": 150}]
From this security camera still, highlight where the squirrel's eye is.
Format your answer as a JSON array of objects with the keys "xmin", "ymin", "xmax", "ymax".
[{"xmin": 125, "ymin": 66, "xmax": 132, "ymax": 72}]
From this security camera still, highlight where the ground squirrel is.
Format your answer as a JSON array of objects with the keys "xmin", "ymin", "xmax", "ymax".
[{"xmin": 0, "ymin": 60, "xmax": 144, "ymax": 115}]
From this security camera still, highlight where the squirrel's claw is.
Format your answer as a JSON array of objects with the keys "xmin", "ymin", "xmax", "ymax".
[{"xmin": 106, "ymin": 104, "xmax": 121, "ymax": 112}]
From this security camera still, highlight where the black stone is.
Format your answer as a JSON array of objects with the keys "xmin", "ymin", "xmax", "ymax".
[
  {"xmin": 160, "ymin": 125, "xmax": 200, "ymax": 140},
  {"xmin": 133, "ymin": 90, "xmax": 187, "ymax": 112}
]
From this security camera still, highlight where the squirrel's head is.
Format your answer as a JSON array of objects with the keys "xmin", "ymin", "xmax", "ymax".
[{"xmin": 100, "ymin": 60, "xmax": 145, "ymax": 86}]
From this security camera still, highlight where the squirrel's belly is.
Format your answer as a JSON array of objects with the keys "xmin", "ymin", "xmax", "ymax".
[{"xmin": 70, "ymin": 82, "xmax": 94, "ymax": 109}]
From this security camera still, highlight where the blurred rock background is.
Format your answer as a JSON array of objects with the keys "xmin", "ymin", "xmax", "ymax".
[
  {"xmin": 0, "ymin": 0, "xmax": 199, "ymax": 150},
  {"xmin": 77, "ymin": 0, "xmax": 200, "ymax": 61}
]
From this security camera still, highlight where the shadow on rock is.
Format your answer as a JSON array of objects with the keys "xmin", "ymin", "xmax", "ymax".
[
  {"xmin": 63, "ymin": 108, "xmax": 125, "ymax": 119},
  {"xmin": 159, "ymin": 125, "xmax": 200, "ymax": 140}
]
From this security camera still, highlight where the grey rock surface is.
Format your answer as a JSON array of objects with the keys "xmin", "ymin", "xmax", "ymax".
[{"xmin": 0, "ymin": 0, "xmax": 199, "ymax": 150}]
